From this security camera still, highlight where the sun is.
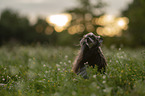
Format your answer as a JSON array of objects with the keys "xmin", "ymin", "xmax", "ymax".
[
  {"xmin": 46, "ymin": 14, "xmax": 71, "ymax": 27},
  {"xmin": 117, "ymin": 19, "xmax": 126, "ymax": 27},
  {"xmin": 117, "ymin": 17, "xmax": 129, "ymax": 30}
]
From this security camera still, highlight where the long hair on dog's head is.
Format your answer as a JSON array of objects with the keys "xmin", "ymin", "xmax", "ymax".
[{"xmin": 72, "ymin": 32, "xmax": 105, "ymax": 73}]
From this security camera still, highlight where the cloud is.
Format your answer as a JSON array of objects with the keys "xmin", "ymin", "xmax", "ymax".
[
  {"xmin": 0, "ymin": 0, "xmax": 133, "ymax": 18},
  {"xmin": 18, "ymin": 0, "xmax": 47, "ymax": 4}
]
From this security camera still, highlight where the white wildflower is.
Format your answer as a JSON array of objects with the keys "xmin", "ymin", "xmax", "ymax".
[
  {"xmin": 102, "ymin": 80, "xmax": 106, "ymax": 84},
  {"xmin": 103, "ymin": 75, "xmax": 106, "ymax": 79},
  {"xmin": 72, "ymin": 91, "xmax": 76, "ymax": 95},
  {"xmin": 91, "ymin": 93, "xmax": 96, "ymax": 96},
  {"xmin": 65, "ymin": 55, "xmax": 68, "ymax": 59},
  {"xmin": 68, "ymin": 60, "xmax": 71, "ymax": 63},
  {"xmin": 93, "ymin": 75, "xmax": 97, "ymax": 78},
  {"xmin": 43, "ymin": 64, "xmax": 46, "ymax": 67}
]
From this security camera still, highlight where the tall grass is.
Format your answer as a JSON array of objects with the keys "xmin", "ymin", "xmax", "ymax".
[{"xmin": 0, "ymin": 45, "xmax": 145, "ymax": 96}]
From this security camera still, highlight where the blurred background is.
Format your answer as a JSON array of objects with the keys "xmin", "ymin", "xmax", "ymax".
[{"xmin": 0, "ymin": 0, "xmax": 145, "ymax": 48}]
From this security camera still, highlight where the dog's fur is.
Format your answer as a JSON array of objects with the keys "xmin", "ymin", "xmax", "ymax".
[{"xmin": 72, "ymin": 33, "xmax": 107, "ymax": 75}]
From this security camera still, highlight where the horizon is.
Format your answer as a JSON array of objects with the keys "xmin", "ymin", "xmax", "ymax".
[{"xmin": 0, "ymin": 0, "xmax": 133, "ymax": 23}]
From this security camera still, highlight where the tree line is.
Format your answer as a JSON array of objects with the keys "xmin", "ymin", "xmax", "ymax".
[{"xmin": 0, "ymin": 0, "xmax": 144, "ymax": 48}]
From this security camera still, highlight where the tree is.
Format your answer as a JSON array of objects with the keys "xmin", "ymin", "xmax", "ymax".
[
  {"xmin": 0, "ymin": 9, "xmax": 31, "ymax": 43},
  {"xmin": 65, "ymin": 0, "xmax": 106, "ymax": 35},
  {"xmin": 33, "ymin": 18, "xmax": 57, "ymax": 44},
  {"xmin": 122, "ymin": 0, "xmax": 145, "ymax": 46},
  {"xmin": 61, "ymin": 0, "xmax": 106, "ymax": 46},
  {"xmin": 0, "ymin": 9, "xmax": 57, "ymax": 45}
]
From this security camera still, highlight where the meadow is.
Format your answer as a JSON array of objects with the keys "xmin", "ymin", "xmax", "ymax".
[{"xmin": 0, "ymin": 45, "xmax": 145, "ymax": 96}]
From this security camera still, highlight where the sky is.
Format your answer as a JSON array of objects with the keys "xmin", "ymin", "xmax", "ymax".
[{"xmin": 0, "ymin": 0, "xmax": 133, "ymax": 22}]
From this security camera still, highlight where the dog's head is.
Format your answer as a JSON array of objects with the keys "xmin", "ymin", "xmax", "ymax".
[{"xmin": 80, "ymin": 32, "xmax": 103, "ymax": 48}]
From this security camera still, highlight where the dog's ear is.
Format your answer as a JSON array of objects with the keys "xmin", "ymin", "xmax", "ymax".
[
  {"xmin": 99, "ymin": 37, "xmax": 103, "ymax": 44},
  {"xmin": 96, "ymin": 36, "xmax": 103, "ymax": 44}
]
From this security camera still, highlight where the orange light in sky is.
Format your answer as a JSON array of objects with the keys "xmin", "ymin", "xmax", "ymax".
[
  {"xmin": 96, "ymin": 15, "xmax": 129, "ymax": 37},
  {"xmin": 49, "ymin": 15, "xmax": 68, "ymax": 27},
  {"xmin": 46, "ymin": 13, "xmax": 129, "ymax": 36},
  {"xmin": 118, "ymin": 19, "xmax": 125, "ymax": 26},
  {"xmin": 46, "ymin": 14, "xmax": 72, "ymax": 32},
  {"xmin": 117, "ymin": 17, "xmax": 129, "ymax": 30}
]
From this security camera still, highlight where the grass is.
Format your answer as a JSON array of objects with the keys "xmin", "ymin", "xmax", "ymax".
[{"xmin": 0, "ymin": 45, "xmax": 145, "ymax": 96}]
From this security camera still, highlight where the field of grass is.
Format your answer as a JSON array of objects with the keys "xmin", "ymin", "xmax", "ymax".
[{"xmin": 0, "ymin": 45, "xmax": 145, "ymax": 96}]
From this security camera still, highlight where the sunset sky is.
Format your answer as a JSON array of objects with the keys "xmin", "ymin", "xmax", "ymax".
[{"xmin": 0, "ymin": 0, "xmax": 133, "ymax": 22}]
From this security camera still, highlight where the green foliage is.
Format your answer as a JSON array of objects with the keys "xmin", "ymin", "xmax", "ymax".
[
  {"xmin": 122, "ymin": 0, "xmax": 145, "ymax": 46},
  {"xmin": 0, "ymin": 0, "xmax": 145, "ymax": 47},
  {"xmin": 0, "ymin": 46, "xmax": 144, "ymax": 96},
  {"xmin": 0, "ymin": 9, "xmax": 57, "ymax": 45},
  {"xmin": 66, "ymin": 0, "xmax": 106, "ymax": 35}
]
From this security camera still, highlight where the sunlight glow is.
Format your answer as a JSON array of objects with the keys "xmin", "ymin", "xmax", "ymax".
[
  {"xmin": 46, "ymin": 13, "xmax": 129, "ymax": 36},
  {"xmin": 95, "ymin": 15, "xmax": 129, "ymax": 37},
  {"xmin": 46, "ymin": 14, "xmax": 72, "ymax": 32},
  {"xmin": 118, "ymin": 19, "xmax": 125, "ymax": 27},
  {"xmin": 45, "ymin": 26, "xmax": 53, "ymax": 35},
  {"xmin": 49, "ymin": 15, "xmax": 68, "ymax": 27},
  {"xmin": 95, "ymin": 15, "xmax": 115, "ymax": 25},
  {"xmin": 68, "ymin": 24, "xmax": 85, "ymax": 35},
  {"xmin": 117, "ymin": 17, "xmax": 129, "ymax": 29}
]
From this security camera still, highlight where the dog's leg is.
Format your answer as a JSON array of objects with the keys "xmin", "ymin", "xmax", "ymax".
[{"xmin": 77, "ymin": 66, "xmax": 88, "ymax": 79}]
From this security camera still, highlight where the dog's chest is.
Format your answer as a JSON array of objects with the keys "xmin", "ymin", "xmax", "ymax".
[{"xmin": 87, "ymin": 48, "xmax": 102, "ymax": 67}]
